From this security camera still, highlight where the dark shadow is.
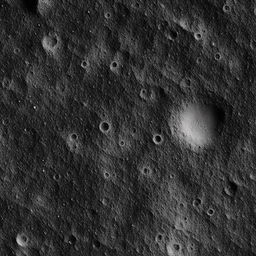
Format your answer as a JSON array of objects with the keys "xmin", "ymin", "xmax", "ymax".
[
  {"xmin": 21, "ymin": 0, "xmax": 38, "ymax": 14},
  {"xmin": 213, "ymin": 105, "xmax": 226, "ymax": 131},
  {"xmin": 228, "ymin": 180, "xmax": 238, "ymax": 195}
]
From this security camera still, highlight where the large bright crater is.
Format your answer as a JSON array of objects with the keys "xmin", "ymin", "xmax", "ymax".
[{"xmin": 173, "ymin": 103, "xmax": 224, "ymax": 150}]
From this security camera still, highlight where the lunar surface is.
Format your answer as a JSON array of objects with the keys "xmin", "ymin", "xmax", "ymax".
[{"xmin": 0, "ymin": 0, "xmax": 256, "ymax": 255}]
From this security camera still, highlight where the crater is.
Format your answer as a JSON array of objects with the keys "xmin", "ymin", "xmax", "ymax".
[
  {"xmin": 171, "ymin": 102, "xmax": 225, "ymax": 151},
  {"xmin": 16, "ymin": 233, "xmax": 29, "ymax": 247},
  {"xmin": 42, "ymin": 33, "xmax": 61, "ymax": 57}
]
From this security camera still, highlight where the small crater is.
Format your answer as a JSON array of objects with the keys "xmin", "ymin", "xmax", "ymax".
[
  {"xmin": 187, "ymin": 242, "xmax": 196, "ymax": 253},
  {"xmin": 14, "ymin": 47, "xmax": 21, "ymax": 54},
  {"xmin": 81, "ymin": 59, "xmax": 89, "ymax": 69},
  {"xmin": 153, "ymin": 134, "xmax": 164, "ymax": 145},
  {"xmin": 112, "ymin": 62, "xmax": 117, "ymax": 68},
  {"xmin": 194, "ymin": 33, "xmax": 202, "ymax": 40},
  {"xmin": 170, "ymin": 173, "xmax": 175, "ymax": 179},
  {"xmin": 110, "ymin": 61, "xmax": 119, "ymax": 71},
  {"xmin": 179, "ymin": 202, "xmax": 185, "ymax": 210},
  {"xmin": 99, "ymin": 121, "xmax": 111, "ymax": 133},
  {"xmin": 16, "ymin": 233, "xmax": 29, "ymax": 247},
  {"xmin": 103, "ymin": 170, "xmax": 111, "ymax": 179},
  {"xmin": 93, "ymin": 240, "xmax": 101, "ymax": 249},
  {"xmin": 140, "ymin": 166, "xmax": 152, "ymax": 176},
  {"xmin": 207, "ymin": 208, "xmax": 215, "ymax": 216},
  {"xmin": 196, "ymin": 57, "xmax": 202, "ymax": 64},
  {"xmin": 167, "ymin": 242, "xmax": 182, "ymax": 256},
  {"xmin": 42, "ymin": 33, "xmax": 60, "ymax": 56},
  {"xmin": 192, "ymin": 198, "xmax": 202, "ymax": 207},
  {"xmin": 104, "ymin": 11, "xmax": 112, "ymax": 19},
  {"xmin": 43, "ymin": 35, "xmax": 57, "ymax": 48},
  {"xmin": 119, "ymin": 139, "xmax": 125, "ymax": 147},
  {"xmin": 155, "ymin": 233, "xmax": 164, "ymax": 243},
  {"xmin": 140, "ymin": 88, "xmax": 147, "ymax": 100},
  {"xmin": 167, "ymin": 30, "xmax": 178, "ymax": 41},
  {"xmin": 53, "ymin": 173, "xmax": 61, "ymax": 181},
  {"xmin": 224, "ymin": 180, "xmax": 238, "ymax": 196},
  {"xmin": 223, "ymin": 4, "xmax": 231, "ymax": 12},
  {"xmin": 180, "ymin": 78, "xmax": 191, "ymax": 89},
  {"xmin": 139, "ymin": 88, "xmax": 155, "ymax": 101},
  {"xmin": 70, "ymin": 133, "xmax": 78, "ymax": 140},
  {"xmin": 131, "ymin": 127, "xmax": 137, "ymax": 135},
  {"xmin": 173, "ymin": 243, "xmax": 180, "ymax": 251},
  {"xmin": 66, "ymin": 133, "xmax": 81, "ymax": 153},
  {"xmin": 2, "ymin": 77, "xmax": 11, "ymax": 89},
  {"xmin": 214, "ymin": 52, "xmax": 221, "ymax": 60}
]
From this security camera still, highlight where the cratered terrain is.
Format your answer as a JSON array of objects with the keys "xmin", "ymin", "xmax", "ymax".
[{"xmin": 0, "ymin": 0, "xmax": 256, "ymax": 255}]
